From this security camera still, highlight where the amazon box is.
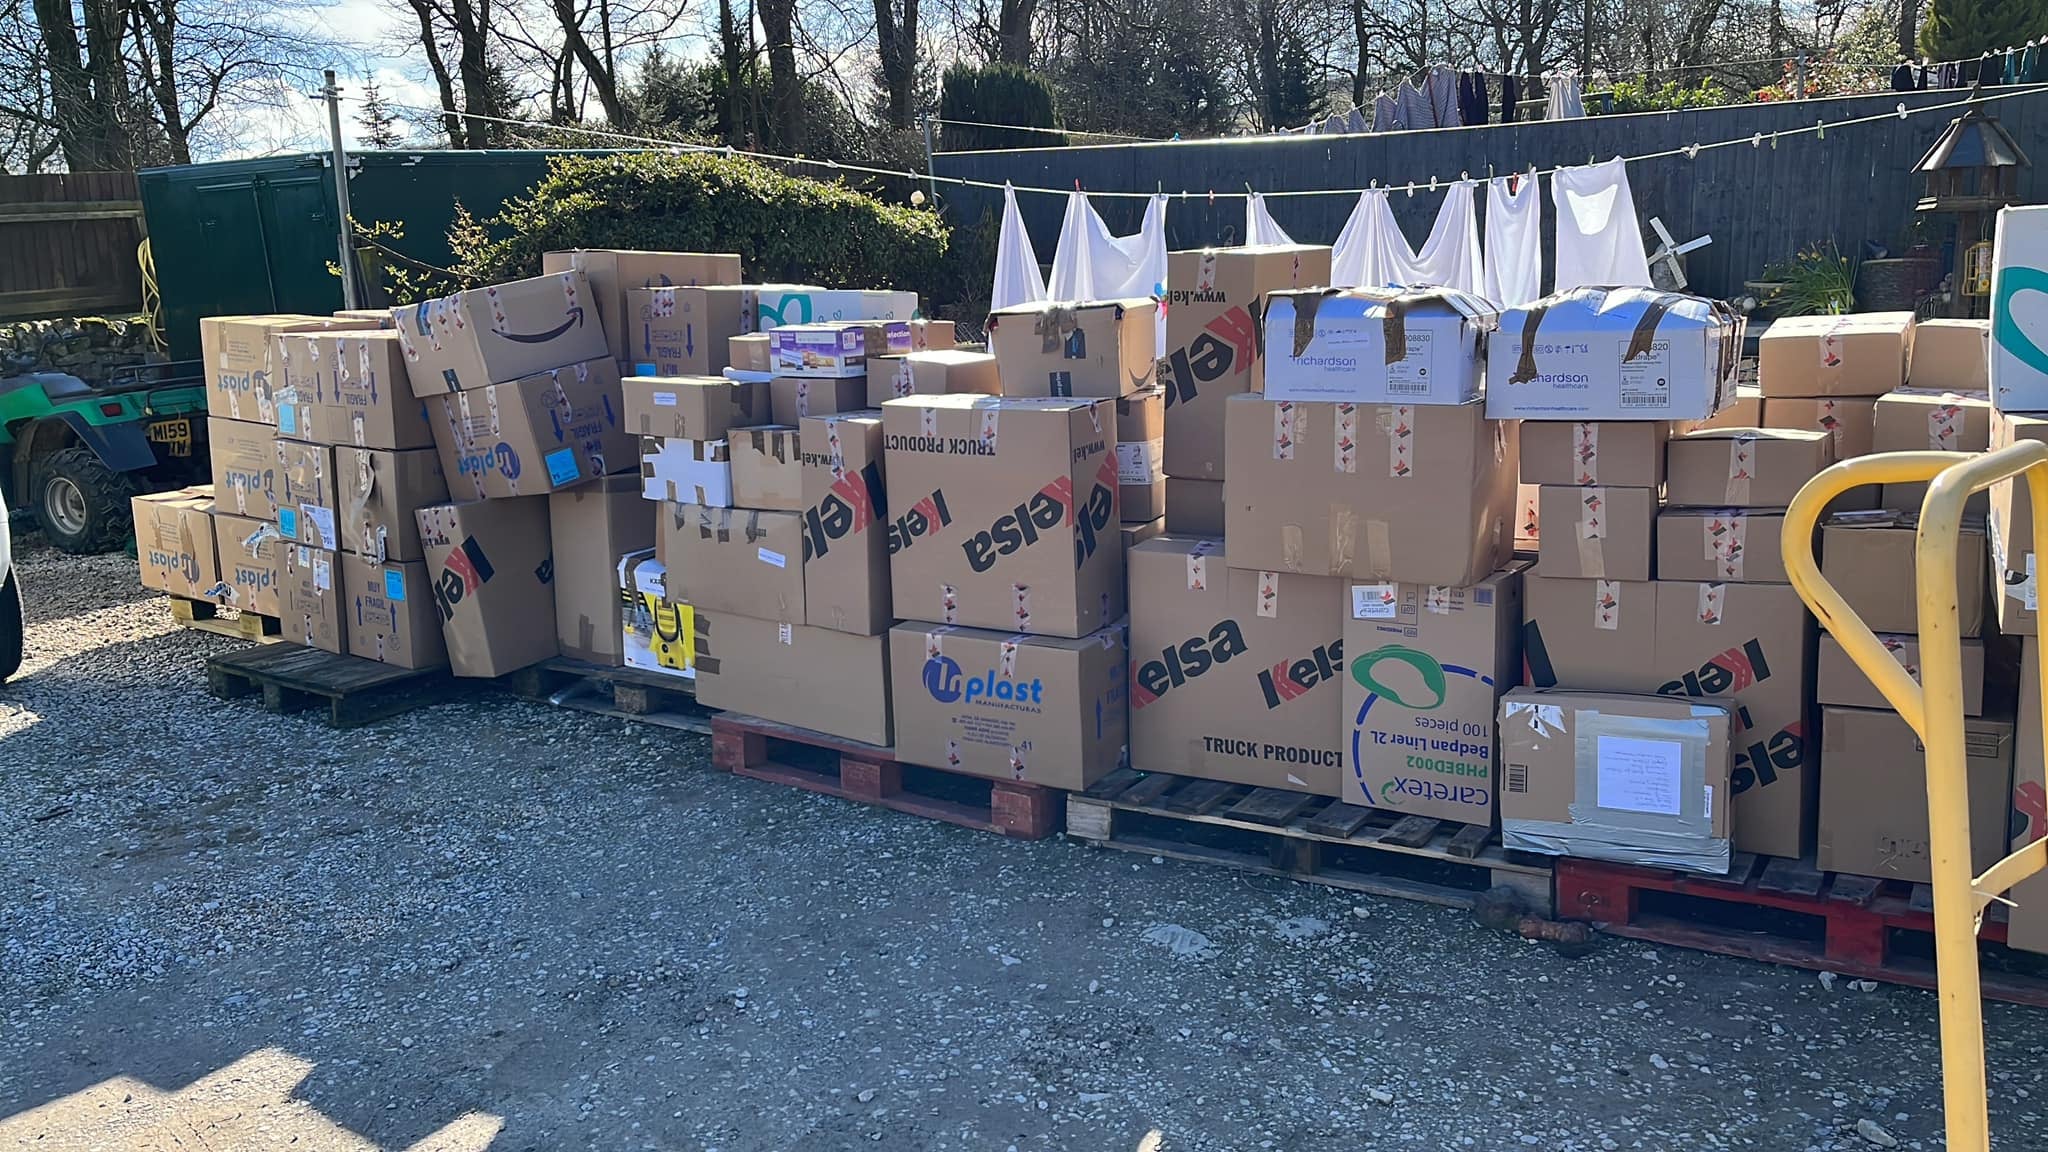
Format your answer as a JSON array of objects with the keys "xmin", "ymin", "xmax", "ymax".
[
  {"xmin": 619, "ymin": 550, "xmax": 694, "ymax": 679},
  {"xmin": 1485, "ymin": 287, "xmax": 1741, "ymax": 421},
  {"xmin": 1910, "ymin": 318, "xmax": 1991, "ymax": 393},
  {"xmin": 882, "ymin": 395, "xmax": 1122, "ymax": 637},
  {"xmin": 275, "ymin": 440, "xmax": 339, "ymax": 550},
  {"xmin": 1223, "ymin": 395, "xmax": 1515, "ymax": 585},
  {"xmin": 1344, "ymin": 563, "xmax": 1526, "ymax": 824},
  {"xmin": 1127, "ymin": 537, "xmax": 1347, "ymax": 795},
  {"xmin": 1818, "ymin": 632, "xmax": 1987, "ymax": 716},
  {"xmin": 641, "ymin": 437, "xmax": 731, "ymax": 506},
  {"xmin": 333, "ymin": 445, "xmax": 448, "ymax": 563},
  {"xmin": 623, "ymin": 286, "xmax": 757, "ymax": 377},
  {"xmin": 755, "ymin": 286, "xmax": 917, "ymax": 330},
  {"xmin": 1161, "ymin": 244, "xmax": 1332, "ymax": 481},
  {"xmin": 692, "ymin": 611, "xmax": 892, "ymax": 746},
  {"xmin": 198, "ymin": 314, "xmax": 337, "ymax": 423},
  {"xmin": 1656, "ymin": 508, "xmax": 1790, "ymax": 584},
  {"xmin": 1696, "ymin": 384, "xmax": 1763, "ymax": 430},
  {"xmin": 770, "ymin": 376, "xmax": 867, "ymax": 425},
  {"xmin": 275, "ymin": 331, "xmax": 436, "ymax": 450},
  {"xmin": 729, "ymin": 425, "xmax": 803, "ymax": 511},
  {"xmin": 1991, "ymin": 411, "xmax": 2048, "ymax": 634},
  {"xmin": 1817, "ymin": 706, "xmax": 2012, "ymax": 882},
  {"xmin": 1666, "ymin": 427, "xmax": 1834, "ymax": 508},
  {"xmin": 431, "ymin": 358, "xmax": 631, "ymax": 500},
  {"xmin": 541, "ymin": 249, "xmax": 742, "ymax": 363},
  {"xmin": 132, "ymin": 488, "xmax": 222, "ymax": 601},
  {"xmin": 890, "ymin": 621, "xmax": 1128, "ymax": 790},
  {"xmin": 1521, "ymin": 572, "xmax": 1661, "ymax": 691},
  {"xmin": 393, "ymin": 271, "xmax": 609, "ymax": 397},
  {"xmin": 662, "ymin": 504, "xmax": 806, "ymax": 625},
  {"xmin": 1763, "ymin": 396, "xmax": 1876, "ymax": 461},
  {"xmin": 867, "ymin": 349, "xmax": 1001, "ymax": 407},
  {"xmin": 279, "ymin": 544, "xmax": 346, "ymax": 653},
  {"xmin": 1518, "ymin": 420, "xmax": 1670, "ymax": 488},
  {"xmin": 416, "ymin": 497, "xmax": 557, "ymax": 677},
  {"xmin": 987, "ymin": 298, "xmax": 1156, "ymax": 399},
  {"xmin": 729, "ymin": 332, "xmax": 772, "ymax": 374},
  {"xmin": 800, "ymin": 412, "xmax": 891, "ymax": 636},
  {"xmin": 1117, "ymin": 388, "xmax": 1166, "ymax": 523},
  {"xmin": 341, "ymin": 553, "xmax": 445, "ymax": 669},
  {"xmin": 208, "ymin": 416, "xmax": 278, "ymax": 520},
  {"xmin": 212, "ymin": 513, "xmax": 282, "ymax": 617},
  {"xmin": 1535, "ymin": 485, "xmax": 1656, "ymax": 581},
  {"xmin": 1165, "ymin": 478, "xmax": 1223, "ymax": 537},
  {"xmin": 549, "ymin": 476, "xmax": 654, "ymax": 663},
  {"xmin": 1875, "ymin": 388, "xmax": 1994, "ymax": 513},
  {"xmin": 1262, "ymin": 286, "xmax": 1496, "ymax": 405},
  {"xmin": 1758, "ymin": 312, "xmax": 1914, "ymax": 398},
  {"xmin": 1498, "ymin": 688, "xmax": 1735, "ymax": 874},
  {"xmin": 621, "ymin": 374, "xmax": 770, "ymax": 441},
  {"xmin": 1822, "ymin": 510, "xmax": 1987, "ymax": 636}
]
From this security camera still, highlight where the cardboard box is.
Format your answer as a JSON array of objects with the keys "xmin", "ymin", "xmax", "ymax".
[
  {"xmin": 889, "ymin": 621, "xmax": 1128, "ymax": 789},
  {"xmin": 1818, "ymin": 632, "xmax": 1987, "ymax": 716},
  {"xmin": 1818, "ymin": 706, "xmax": 2012, "ymax": 882},
  {"xmin": 541, "ymin": 249, "xmax": 742, "ymax": 363},
  {"xmin": 769, "ymin": 322, "xmax": 887, "ymax": 378},
  {"xmin": 331, "ymin": 308, "xmax": 395, "ymax": 326},
  {"xmin": 198, "ymin": 314, "xmax": 331, "ymax": 422},
  {"xmin": 212, "ymin": 513, "xmax": 282, "ymax": 616},
  {"xmin": 393, "ymin": 272, "xmax": 609, "ymax": 396},
  {"xmin": 416, "ymin": 497, "xmax": 558, "ymax": 677},
  {"xmin": 907, "ymin": 318, "xmax": 956, "ymax": 351},
  {"xmin": 986, "ymin": 298, "xmax": 1157, "ymax": 399},
  {"xmin": 1521, "ymin": 572, "xmax": 1661, "ymax": 690},
  {"xmin": 1344, "ymin": 563, "xmax": 1525, "ymax": 824},
  {"xmin": 1486, "ymin": 287, "xmax": 1741, "ymax": 421},
  {"xmin": 208, "ymin": 416, "xmax": 278, "ymax": 519},
  {"xmin": 800, "ymin": 412, "xmax": 890, "ymax": 636},
  {"xmin": 1515, "ymin": 483, "xmax": 1541, "ymax": 552},
  {"xmin": 275, "ymin": 331, "xmax": 436, "ymax": 450},
  {"xmin": 132, "ymin": 488, "xmax": 222, "ymax": 600},
  {"xmin": 431, "ymin": 359, "xmax": 631, "ymax": 500},
  {"xmin": 549, "ymin": 476, "xmax": 655, "ymax": 663},
  {"xmin": 1122, "ymin": 518, "xmax": 1166, "ymax": 550},
  {"xmin": 1655, "ymin": 508, "xmax": 1790, "ymax": 584},
  {"xmin": 1128, "ymin": 537, "xmax": 1347, "ymax": 794},
  {"xmin": 1161, "ymin": 245, "xmax": 1332, "ymax": 481},
  {"xmin": 755, "ymin": 286, "xmax": 917, "ymax": 330},
  {"xmin": 641, "ymin": 436, "xmax": 731, "ymax": 507},
  {"xmin": 662, "ymin": 504, "xmax": 806, "ymax": 625},
  {"xmin": 1653, "ymin": 580, "xmax": 1816, "ymax": 858},
  {"xmin": 1991, "ymin": 411, "xmax": 2048, "ymax": 635},
  {"xmin": 770, "ymin": 376, "xmax": 867, "ymax": 425},
  {"xmin": 1910, "ymin": 318, "xmax": 1991, "ymax": 392},
  {"xmin": 1535, "ymin": 485, "xmax": 1656, "ymax": 581},
  {"xmin": 1165, "ymin": 478, "xmax": 1223, "ymax": 537},
  {"xmin": 882, "ymin": 395, "xmax": 1123, "ymax": 637},
  {"xmin": 1993, "ymin": 206, "xmax": 2048, "ymax": 411},
  {"xmin": 618, "ymin": 550, "xmax": 694, "ymax": 678},
  {"xmin": 275, "ymin": 440, "xmax": 339, "ymax": 550},
  {"xmin": 621, "ymin": 375, "xmax": 770, "ymax": 441},
  {"xmin": 340, "ymin": 553, "xmax": 445, "ymax": 668},
  {"xmin": 333, "ymin": 445, "xmax": 448, "ymax": 563},
  {"xmin": 1222, "ymin": 395, "xmax": 1515, "ymax": 585},
  {"xmin": 1758, "ymin": 312, "xmax": 1914, "ymax": 398},
  {"xmin": 279, "ymin": 543, "xmax": 345, "ymax": 653},
  {"xmin": 1261, "ymin": 287, "xmax": 1496, "ymax": 405},
  {"xmin": 728, "ymin": 333, "xmax": 772, "ymax": 374},
  {"xmin": 1874, "ymin": 387, "xmax": 1994, "ymax": 513},
  {"xmin": 1518, "ymin": 420, "xmax": 1670, "ymax": 488},
  {"xmin": 692, "ymin": 611, "xmax": 892, "ymax": 745},
  {"xmin": 867, "ymin": 349, "xmax": 1001, "ymax": 407},
  {"xmin": 1665, "ymin": 428, "xmax": 1834, "ymax": 509},
  {"xmin": 1822, "ymin": 510, "xmax": 1987, "ymax": 636},
  {"xmin": 1117, "ymin": 388, "xmax": 1166, "ymax": 524},
  {"xmin": 729, "ymin": 426, "xmax": 804, "ymax": 511},
  {"xmin": 1762, "ymin": 396, "xmax": 1876, "ymax": 461},
  {"xmin": 2007, "ymin": 638, "xmax": 2048, "ymax": 952},
  {"xmin": 1499, "ymin": 687, "xmax": 1735, "ymax": 873},
  {"xmin": 1696, "ymin": 384, "xmax": 1763, "ymax": 430}
]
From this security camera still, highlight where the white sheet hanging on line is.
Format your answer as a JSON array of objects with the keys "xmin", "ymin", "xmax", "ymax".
[
  {"xmin": 1409, "ymin": 180, "xmax": 1484, "ymax": 296},
  {"xmin": 1245, "ymin": 192, "xmax": 1295, "ymax": 245},
  {"xmin": 1330, "ymin": 183, "xmax": 1485, "ymax": 296},
  {"xmin": 991, "ymin": 183, "xmax": 1048, "ymax": 312},
  {"xmin": 1048, "ymin": 189, "xmax": 1169, "ymax": 354},
  {"xmin": 1544, "ymin": 71, "xmax": 1586, "ymax": 119},
  {"xmin": 1551, "ymin": 157, "xmax": 1653, "ymax": 292},
  {"xmin": 1483, "ymin": 171, "xmax": 1543, "ymax": 308}
]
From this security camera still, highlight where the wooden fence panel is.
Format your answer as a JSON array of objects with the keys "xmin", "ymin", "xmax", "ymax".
[{"xmin": 0, "ymin": 172, "xmax": 145, "ymax": 320}]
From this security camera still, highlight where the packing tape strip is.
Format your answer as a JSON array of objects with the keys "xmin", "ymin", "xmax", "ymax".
[
  {"xmin": 999, "ymin": 638, "xmax": 1021, "ymax": 678},
  {"xmin": 795, "ymin": 379, "xmax": 811, "ymax": 417},
  {"xmin": 947, "ymin": 739, "xmax": 961, "ymax": 769},
  {"xmin": 979, "ymin": 408, "xmax": 1000, "ymax": 454},
  {"xmin": 1196, "ymin": 251, "xmax": 1218, "ymax": 291},
  {"xmin": 1359, "ymin": 517, "xmax": 1388, "ymax": 580},
  {"xmin": 1272, "ymin": 401, "xmax": 1297, "ymax": 461},
  {"xmin": 1881, "ymin": 635, "xmax": 1922, "ymax": 682},
  {"xmin": 1521, "ymin": 490, "xmax": 1541, "ymax": 540},
  {"xmin": 1257, "ymin": 571, "xmax": 1280, "ymax": 618},
  {"xmin": 1818, "ymin": 315, "xmax": 1847, "ymax": 376},
  {"xmin": 1593, "ymin": 579, "xmax": 1621, "ymax": 631},
  {"xmin": 1387, "ymin": 405, "xmax": 1413, "ymax": 478},
  {"xmin": 1009, "ymin": 745, "xmax": 1027, "ymax": 780},
  {"xmin": 1574, "ymin": 421, "xmax": 1599, "ymax": 484},
  {"xmin": 1704, "ymin": 512, "xmax": 1747, "ymax": 580},
  {"xmin": 1576, "ymin": 487, "xmax": 1607, "ymax": 575},
  {"xmin": 941, "ymin": 583, "xmax": 958, "ymax": 624},
  {"xmin": 1186, "ymin": 541, "xmax": 1214, "ymax": 590},
  {"xmin": 925, "ymin": 628, "xmax": 950, "ymax": 659},
  {"xmin": 1724, "ymin": 435, "xmax": 1754, "ymax": 505},
  {"xmin": 1426, "ymin": 585, "xmax": 1452, "ymax": 614},
  {"xmin": 1929, "ymin": 402, "xmax": 1964, "ymax": 450},
  {"xmin": 1012, "ymin": 584, "xmax": 1031, "ymax": 630},
  {"xmin": 1334, "ymin": 403, "xmax": 1358, "ymax": 474},
  {"xmin": 1697, "ymin": 581, "xmax": 1727, "ymax": 625},
  {"xmin": 894, "ymin": 359, "xmax": 914, "ymax": 397},
  {"xmin": 920, "ymin": 404, "xmax": 938, "ymax": 438}
]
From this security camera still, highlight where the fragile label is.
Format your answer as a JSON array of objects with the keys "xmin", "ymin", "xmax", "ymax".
[
  {"xmin": 1593, "ymin": 579, "xmax": 1621, "ymax": 630},
  {"xmin": 1573, "ymin": 422, "xmax": 1598, "ymax": 484},
  {"xmin": 1351, "ymin": 583, "xmax": 1399, "ymax": 619}
]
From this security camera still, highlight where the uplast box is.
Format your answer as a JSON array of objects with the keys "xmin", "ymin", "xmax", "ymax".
[
  {"xmin": 881, "ymin": 395, "xmax": 1122, "ymax": 637},
  {"xmin": 431, "ymin": 359, "xmax": 631, "ymax": 499},
  {"xmin": 393, "ymin": 271, "xmax": 609, "ymax": 396},
  {"xmin": 275, "ymin": 330, "xmax": 435, "ymax": 451}
]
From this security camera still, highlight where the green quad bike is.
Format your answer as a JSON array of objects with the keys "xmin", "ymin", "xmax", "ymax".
[{"xmin": 0, "ymin": 361, "xmax": 211, "ymax": 553}]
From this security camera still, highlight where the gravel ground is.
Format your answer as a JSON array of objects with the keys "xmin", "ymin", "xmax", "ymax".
[{"xmin": 3, "ymin": 535, "xmax": 2048, "ymax": 1152}]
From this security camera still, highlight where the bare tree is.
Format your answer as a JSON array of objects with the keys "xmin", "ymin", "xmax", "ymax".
[
  {"xmin": 872, "ymin": 0, "xmax": 919, "ymax": 128},
  {"xmin": 126, "ymin": 0, "xmax": 322, "ymax": 164}
]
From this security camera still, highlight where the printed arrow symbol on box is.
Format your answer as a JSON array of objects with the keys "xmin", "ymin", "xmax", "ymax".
[
  {"xmin": 686, "ymin": 323, "xmax": 695, "ymax": 357},
  {"xmin": 499, "ymin": 306, "xmax": 586, "ymax": 344}
]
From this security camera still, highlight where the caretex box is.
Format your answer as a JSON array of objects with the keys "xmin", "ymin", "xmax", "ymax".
[
  {"xmin": 881, "ymin": 395, "xmax": 1122, "ymax": 637},
  {"xmin": 1486, "ymin": 287, "xmax": 1740, "ymax": 421},
  {"xmin": 432, "ymin": 359, "xmax": 631, "ymax": 499},
  {"xmin": 889, "ymin": 622, "xmax": 1127, "ymax": 790},
  {"xmin": 1262, "ymin": 287, "xmax": 1496, "ymax": 405},
  {"xmin": 393, "ymin": 271, "xmax": 608, "ymax": 396}
]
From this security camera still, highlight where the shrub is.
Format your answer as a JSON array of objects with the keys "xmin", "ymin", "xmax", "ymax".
[
  {"xmin": 1760, "ymin": 243, "xmax": 1857, "ymax": 315},
  {"xmin": 939, "ymin": 63, "xmax": 1064, "ymax": 152},
  {"xmin": 1601, "ymin": 77, "xmax": 1735, "ymax": 115}
]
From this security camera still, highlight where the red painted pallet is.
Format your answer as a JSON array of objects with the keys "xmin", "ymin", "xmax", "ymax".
[
  {"xmin": 709, "ymin": 712, "xmax": 1059, "ymax": 840},
  {"xmin": 1556, "ymin": 854, "xmax": 2048, "ymax": 1006}
]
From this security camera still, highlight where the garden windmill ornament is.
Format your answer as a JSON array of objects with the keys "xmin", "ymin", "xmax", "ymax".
[{"xmin": 1646, "ymin": 217, "xmax": 1712, "ymax": 291}]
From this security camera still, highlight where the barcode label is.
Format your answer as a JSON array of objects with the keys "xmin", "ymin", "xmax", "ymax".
[
  {"xmin": 1506, "ymin": 764, "xmax": 1530, "ymax": 793},
  {"xmin": 1386, "ymin": 380, "xmax": 1431, "ymax": 395}
]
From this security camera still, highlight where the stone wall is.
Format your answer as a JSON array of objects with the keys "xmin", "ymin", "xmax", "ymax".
[{"xmin": 0, "ymin": 316, "xmax": 154, "ymax": 381}]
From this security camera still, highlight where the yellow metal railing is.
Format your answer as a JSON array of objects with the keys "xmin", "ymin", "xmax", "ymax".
[{"xmin": 1784, "ymin": 442, "xmax": 2048, "ymax": 1152}]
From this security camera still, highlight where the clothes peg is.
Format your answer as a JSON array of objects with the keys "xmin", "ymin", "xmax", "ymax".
[
  {"xmin": 1817, "ymin": 120, "xmax": 1826, "ymax": 140},
  {"xmin": 1751, "ymin": 132, "xmax": 1762, "ymax": 147}
]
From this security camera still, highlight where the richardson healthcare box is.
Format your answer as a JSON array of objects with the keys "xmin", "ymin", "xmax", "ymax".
[{"xmin": 1485, "ymin": 287, "xmax": 1742, "ymax": 421}]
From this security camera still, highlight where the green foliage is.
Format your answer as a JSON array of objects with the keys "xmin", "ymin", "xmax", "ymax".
[
  {"xmin": 1761, "ymin": 243, "xmax": 1857, "ymax": 315},
  {"xmin": 1267, "ymin": 34, "xmax": 1325, "ymax": 129},
  {"xmin": 444, "ymin": 152, "xmax": 949, "ymax": 292},
  {"xmin": 939, "ymin": 63, "xmax": 1063, "ymax": 151},
  {"xmin": 1601, "ymin": 77, "xmax": 1735, "ymax": 114},
  {"xmin": 1048, "ymin": 0, "xmax": 1235, "ymax": 140},
  {"xmin": 1921, "ymin": 0, "xmax": 2048, "ymax": 61}
]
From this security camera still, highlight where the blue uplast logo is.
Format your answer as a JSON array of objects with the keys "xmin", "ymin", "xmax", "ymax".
[
  {"xmin": 458, "ymin": 442, "xmax": 522, "ymax": 480},
  {"xmin": 922, "ymin": 655, "xmax": 1044, "ymax": 709}
]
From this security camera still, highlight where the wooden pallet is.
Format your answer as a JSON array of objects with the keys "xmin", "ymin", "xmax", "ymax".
[
  {"xmin": 1556, "ymin": 854, "xmax": 2048, "ymax": 1006},
  {"xmin": 169, "ymin": 596, "xmax": 280, "ymax": 643},
  {"xmin": 204, "ymin": 643, "xmax": 470, "ymax": 728},
  {"xmin": 504, "ymin": 657, "xmax": 711, "ymax": 734},
  {"xmin": 1066, "ymin": 769, "xmax": 1555, "ymax": 915},
  {"xmin": 710, "ymin": 712, "xmax": 1059, "ymax": 839}
]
